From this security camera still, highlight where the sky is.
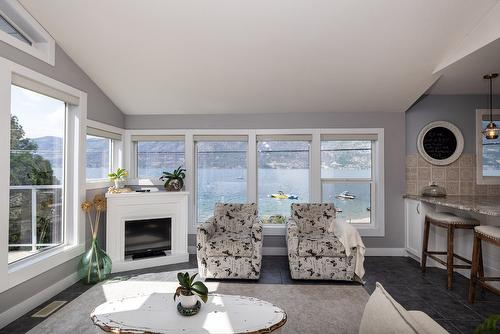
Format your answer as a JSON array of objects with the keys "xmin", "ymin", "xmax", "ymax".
[{"xmin": 10, "ymin": 85, "xmax": 65, "ymax": 139}]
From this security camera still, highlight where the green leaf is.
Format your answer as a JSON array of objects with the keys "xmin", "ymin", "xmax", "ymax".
[
  {"xmin": 177, "ymin": 272, "xmax": 189, "ymax": 288},
  {"xmin": 190, "ymin": 273, "xmax": 198, "ymax": 283},
  {"xmin": 474, "ymin": 314, "xmax": 500, "ymax": 334},
  {"xmin": 191, "ymin": 281, "xmax": 208, "ymax": 294}
]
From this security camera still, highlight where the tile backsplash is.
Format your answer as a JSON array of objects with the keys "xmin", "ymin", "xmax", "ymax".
[{"xmin": 406, "ymin": 153, "xmax": 500, "ymax": 196}]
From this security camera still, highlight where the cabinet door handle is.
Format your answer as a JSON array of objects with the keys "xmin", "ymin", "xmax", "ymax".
[{"xmin": 416, "ymin": 203, "xmax": 420, "ymax": 214}]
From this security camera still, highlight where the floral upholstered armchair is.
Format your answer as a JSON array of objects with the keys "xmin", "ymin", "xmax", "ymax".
[
  {"xmin": 197, "ymin": 203, "xmax": 263, "ymax": 279},
  {"xmin": 287, "ymin": 203, "xmax": 357, "ymax": 280}
]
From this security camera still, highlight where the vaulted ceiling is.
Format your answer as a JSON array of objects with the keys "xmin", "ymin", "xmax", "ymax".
[{"xmin": 20, "ymin": 0, "xmax": 500, "ymax": 115}]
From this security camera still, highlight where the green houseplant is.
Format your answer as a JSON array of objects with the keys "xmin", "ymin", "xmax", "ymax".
[
  {"xmin": 174, "ymin": 272, "xmax": 208, "ymax": 311},
  {"xmin": 108, "ymin": 168, "xmax": 128, "ymax": 189},
  {"xmin": 474, "ymin": 314, "xmax": 500, "ymax": 334},
  {"xmin": 160, "ymin": 166, "xmax": 186, "ymax": 191}
]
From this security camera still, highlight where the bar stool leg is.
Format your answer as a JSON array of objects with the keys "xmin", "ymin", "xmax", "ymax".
[
  {"xmin": 447, "ymin": 226, "xmax": 455, "ymax": 290},
  {"xmin": 421, "ymin": 218, "xmax": 430, "ymax": 273},
  {"xmin": 468, "ymin": 233, "xmax": 480, "ymax": 303}
]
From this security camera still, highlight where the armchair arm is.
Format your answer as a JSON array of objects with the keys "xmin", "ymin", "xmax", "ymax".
[
  {"xmin": 286, "ymin": 218, "xmax": 299, "ymax": 256},
  {"xmin": 251, "ymin": 221, "xmax": 263, "ymax": 244},
  {"xmin": 197, "ymin": 217, "xmax": 216, "ymax": 252}
]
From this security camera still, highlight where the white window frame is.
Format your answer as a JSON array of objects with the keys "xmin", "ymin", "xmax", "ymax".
[
  {"xmin": 255, "ymin": 131, "xmax": 314, "ymax": 235},
  {"xmin": 0, "ymin": 1, "xmax": 55, "ymax": 65},
  {"xmin": 85, "ymin": 120, "xmax": 123, "ymax": 189},
  {"xmin": 476, "ymin": 109, "xmax": 500, "ymax": 185},
  {"xmin": 0, "ymin": 56, "xmax": 86, "ymax": 292},
  {"xmin": 194, "ymin": 134, "xmax": 249, "ymax": 224},
  {"xmin": 125, "ymin": 128, "xmax": 384, "ymax": 237},
  {"xmin": 131, "ymin": 134, "xmax": 185, "ymax": 182},
  {"xmin": 319, "ymin": 129, "xmax": 384, "ymax": 236}
]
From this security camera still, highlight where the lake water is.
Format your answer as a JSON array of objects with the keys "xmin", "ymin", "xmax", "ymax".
[{"xmin": 85, "ymin": 167, "xmax": 371, "ymax": 223}]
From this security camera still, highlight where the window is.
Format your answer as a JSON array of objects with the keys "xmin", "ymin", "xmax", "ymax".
[
  {"xmin": 133, "ymin": 136, "xmax": 185, "ymax": 179},
  {"xmin": 86, "ymin": 135, "xmax": 111, "ymax": 181},
  {"xmin": 476, "ymin": 111, "xmax": 500, "ymax": 184},
  {"xmin": 9, "ymin": 85, "xmax": 65, "ymax": 264},
  {"xmin": 257, "ymin": 136, "xmax": 311, "ymax": 223},
  {"xmin": 86, "ymin": 126, "xmax": 121, "ymax": 182},
  {"xmin": 195, "ymin": 137, "xmax": 247, "ymax": 222},
  {"xmin": 481, "ymin": 121, "xmax": 500, "ymax": 177},
  {"xmin": 0, "ymin": 1, "xmax": 55, "ymax": 65},
  {"xmin": 321, "ymin": 136, "xmax": 375, "ymax": 224},
  {"xmin": 0, "ymin": 13, "xmax": 31, "ymax": 45}
]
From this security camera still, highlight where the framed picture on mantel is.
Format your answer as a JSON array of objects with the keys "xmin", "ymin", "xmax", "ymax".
[{"xmin": 417, "ymin": 121, "xmax": 464, "ymax": 166}]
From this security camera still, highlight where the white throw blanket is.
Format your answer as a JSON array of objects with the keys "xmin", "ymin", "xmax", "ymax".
[{"xmin": 329, "ymin": 220, "xmax": 366, "ymax": 280}]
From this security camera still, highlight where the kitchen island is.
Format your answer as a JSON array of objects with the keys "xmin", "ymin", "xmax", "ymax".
[{"xmin": 403, "ymin": 195, "xmax": 500, "ymax": 287}]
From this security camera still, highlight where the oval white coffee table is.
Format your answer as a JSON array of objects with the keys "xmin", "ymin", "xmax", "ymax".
[{"xmin": 91, "ymin": 293, "xmax": 287, "ymax": 333}]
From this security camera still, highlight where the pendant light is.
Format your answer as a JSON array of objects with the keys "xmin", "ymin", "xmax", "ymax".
[{"xmin": 482, "ymin": 73, "xmax": 499, "ymax": 140}]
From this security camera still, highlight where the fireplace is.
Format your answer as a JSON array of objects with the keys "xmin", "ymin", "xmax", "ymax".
[
  {"xmin": 125, "ymin": 217, "xmax": 172, "ymax": 259},
  {"xmin": 106, "ymin": 191, "xmax": 188, "ymax": 273}
]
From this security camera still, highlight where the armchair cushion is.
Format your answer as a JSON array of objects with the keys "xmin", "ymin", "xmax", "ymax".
[
  {"xmin": 291, "ymin": 203, "xmax": 336, "ymax": 234},
  {"xmin": 298, "ymin": 231, "xmax": 346, "ymax": 257},
  {"xmin": 206, "ymin": 231, "xmax": 253, "ymax": 257},
  {"xmin": 214, "ymin": 203, "xmax": 258, "ymax": 234}
]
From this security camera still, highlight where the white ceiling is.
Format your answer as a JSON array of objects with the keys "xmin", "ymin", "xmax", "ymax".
[
  {"xmin": 20, "ymin": 0, "xmax": 500, "ymax": 115},
  {"xmin": 427, "ymin": 37, "xmax": 500, "ymax": 94}
]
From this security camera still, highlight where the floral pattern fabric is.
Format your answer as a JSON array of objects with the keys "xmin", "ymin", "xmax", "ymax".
[
  {"xmin": 291, "ymin": 203, "xmax": 336, "ymax": 234},
  {"xmin": 213, "ymin": 203, "xmax": 258, "ymax": 234},
  {"xmin": 287, "ymin": 203, "xmax": 357, "ymax": 281},
  {"xmin": 197, "ymin": 203, "xmax": 262, "ymax": 279}
]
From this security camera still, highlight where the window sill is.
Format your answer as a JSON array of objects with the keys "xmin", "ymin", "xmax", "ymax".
[{"xmin": 3, "ymin": 243, "xmax": 85, "ymax": 292}]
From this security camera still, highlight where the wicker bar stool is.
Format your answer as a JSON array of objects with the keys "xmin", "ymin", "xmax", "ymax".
[
  {"xmin": 468, "ymin": 225, "xmax": 500, "ymax": 303},
  {"xmin": 421, "ymin": 211, "xmax": 479, "ymax": 290}
]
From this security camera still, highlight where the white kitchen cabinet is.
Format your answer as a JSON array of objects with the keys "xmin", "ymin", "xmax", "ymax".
[{"xmin": 405, "ymin": 199, "xmax": 425, "ymax": 260}]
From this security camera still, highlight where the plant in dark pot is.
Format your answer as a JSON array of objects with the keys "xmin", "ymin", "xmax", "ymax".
[
  {"xmin": 160, "ymin": 166, "xmax": 186, "ymax": 191},
  {"xmin": 174, "ymin": 272, "xmax": 208, "ymax": 316}
]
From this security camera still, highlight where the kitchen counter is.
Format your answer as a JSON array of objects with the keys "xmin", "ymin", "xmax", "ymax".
[{"xmin": 404, "ymin": 195, "xmax": 500, "ymax": 217}]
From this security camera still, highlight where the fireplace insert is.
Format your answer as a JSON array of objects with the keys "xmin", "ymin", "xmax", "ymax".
[{"xmin": 124, "ymin": 217, "xmax": 171, "ymax": 258}]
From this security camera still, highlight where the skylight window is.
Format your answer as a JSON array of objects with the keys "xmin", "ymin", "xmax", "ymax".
[
  {"xmin": 0, "ymin": 1, "xmax": 55, "ymax": 65},
  {"xmin": 0, "ymin": 13, "xmax": 31, "ymax": 46}
]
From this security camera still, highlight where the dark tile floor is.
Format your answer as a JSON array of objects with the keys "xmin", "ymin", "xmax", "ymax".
[{"xmin": 1, "ymin": 256, "xmax": 499, "ymax": 334}]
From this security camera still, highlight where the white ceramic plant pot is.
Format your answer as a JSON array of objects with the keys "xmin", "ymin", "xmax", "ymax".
[
  {"xmin": 114, "ymin": 179, "xmax": 125, "ymax": 189},
  {"xmin": 179, "ymin": 294, "xmax": 197, "ymax": 308}
]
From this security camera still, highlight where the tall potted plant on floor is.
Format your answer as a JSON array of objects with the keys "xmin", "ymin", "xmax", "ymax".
[{"xmin": 78, "ymin": 195, "xmax": 112, "ymax": 284}]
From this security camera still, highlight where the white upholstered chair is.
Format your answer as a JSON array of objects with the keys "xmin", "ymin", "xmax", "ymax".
[{"xmin": 196, "ymin": 203, "xmax": 263, "ymax": 279}]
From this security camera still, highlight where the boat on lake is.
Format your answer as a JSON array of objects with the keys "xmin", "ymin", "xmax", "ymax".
[
  {"xmin": 270, "ymin": 191, "xmax": 299, "ymax": 200},
  {"xmin": 336, "ymin": 191, "xmax": 356, "ymax": 200}
]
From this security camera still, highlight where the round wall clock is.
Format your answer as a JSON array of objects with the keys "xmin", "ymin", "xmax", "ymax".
[{"xmin": 417, "ymin": 121, "xmax": 464, "ymax": 166}]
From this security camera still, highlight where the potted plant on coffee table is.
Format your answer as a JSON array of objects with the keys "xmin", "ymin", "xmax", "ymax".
[
  {"xmin": 160, "ymin": 166, "xmax": 186, "ymax": 191},
  {"xmin": 174, "ymin": 272, "xmax": 208, "ymax": 316}
]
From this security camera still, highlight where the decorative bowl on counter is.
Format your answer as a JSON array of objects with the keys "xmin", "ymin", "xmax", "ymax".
[{"xmin": 421, "ymin": 182, "xmax": 446, "ymax": 197}]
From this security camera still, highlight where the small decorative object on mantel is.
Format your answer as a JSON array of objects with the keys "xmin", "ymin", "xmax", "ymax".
[
  {"xmin": 108, "ymin": 167, "xmax": 128, "ymax": 189},
  {"xmin": 160, "ymin": 166, "xmax": 186, "ymax": 191},
  {"xmin": 421, "ymin": 182, "xmax": 447, "ymax": 197},
  {"xmin": 174, "ymin": 272, "xmax": 208, "ymax": 316},
  {"xmin": 417, "ymin": 121, "xmax": 464, "ymax": 166},
  {"xmin": 78, "ymin": 195, "xmax": 112, "ymax": 284},
  {"xmin": 107, "ymin": 186, "xmax": 133, "ymax": 194}
]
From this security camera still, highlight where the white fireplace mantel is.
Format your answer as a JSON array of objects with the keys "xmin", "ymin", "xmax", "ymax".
[{"xmin": 105, "ymin": 191, "xmax": 189, "ymax": 273}]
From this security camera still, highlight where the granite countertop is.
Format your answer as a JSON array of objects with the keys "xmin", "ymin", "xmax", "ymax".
[{"xmin": 404, "ymin": 195, "xmax": 500, "ymax": 217}]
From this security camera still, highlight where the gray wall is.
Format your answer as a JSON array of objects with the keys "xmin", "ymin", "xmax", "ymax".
[
  {"xmin": 0, "ymin": 41, "xmax": 125, "ymax": 128},
  {"xmin": 0, "ymin": 40, "xmax": 124, "ymax": 316},
  {"xmin": 406, "ymin": 94, "xmax": 499, "ymax": 154},
  {"xmin": 127, "ymin": 111, "xmax": 406, "ymax": 249}
]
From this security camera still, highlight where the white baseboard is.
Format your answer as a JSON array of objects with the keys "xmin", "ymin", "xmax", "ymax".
[
  {"xmin": 365, "ymin": 248, "xmax": 406, "ymax": 256},
  {"xmin": 0, "ymin": 272, "xmax": 78, "ymax": 329}
]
